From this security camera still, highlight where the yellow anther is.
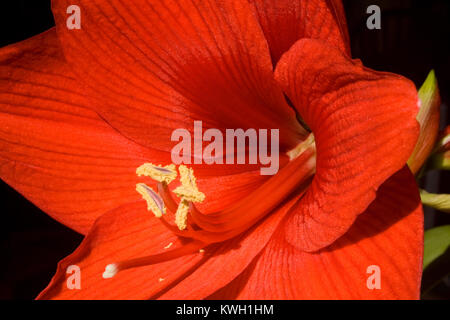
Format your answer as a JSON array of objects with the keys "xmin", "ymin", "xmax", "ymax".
[
  {"xmin": 136, "ymin": 183, "xmax": 166, "ymax": 218},
  {"xmin": 287, "ymin": 133, "xmax": 316, "ymax": 160},
  {"xmin": 164, "ymin": 242, "xmax": 173, "ymax": 250},
  {"xmin": 136, "ymin": 163, "xmax": 177, "ymax": 184},
  {"xmin": 175, "ymin": 199, "xmax": 190, "ymax": 231},
  {"xmin": 173, "ymin": 165, "xmax": 205, "ymax": 203},
  {"xmin": 135, "ymin": 164, "xmax": 205, "ymax": 231}
]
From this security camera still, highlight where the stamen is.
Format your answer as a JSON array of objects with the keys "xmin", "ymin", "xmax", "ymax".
[
  {"xmin": 151, "ymin": 146, "xmax": 315, "ymax": 241},
  {"xmin": 173, "ymin": 165, "xmax": 205, "ymax": 202},
  {"xmin": 287, "ymin": 134, "xmax": 315, "ymax": 160},
  {"xmin": 107, "ymin": 134, "xmax": 317, "ymax": 281},
  {"xmin": 175, "ymin": 199, "xmax": 190, "ymax": 230},
  {"xmin": 136, "ymin": 163, "xmax": 177, "ymax": 184},
  {"xmin": 136, "ymin": 183, "xmax": 166, "ymax": 218},
  {"xmin": 164, "ymin": 242, "xmax": 173, "ymax": 249},
  {"xmin": 169, "ymin": 165, "xmax": 206, "ymax": 230},
  {"xmin": 156, "ymin": 149, "xmax": 315, "ymax": 244},
  {"xmin": 157, "ymin": 182, "xmax": 179, "ymax": 213}
]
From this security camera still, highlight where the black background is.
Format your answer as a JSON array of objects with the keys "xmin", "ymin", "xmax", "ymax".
[{"xmin": 0, "ymin": 0, "xmax": 449, "ymax": 300}]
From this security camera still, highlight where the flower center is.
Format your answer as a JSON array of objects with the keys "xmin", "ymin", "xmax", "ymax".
[{"xmin": 102, "ymin": 134, "xmax": 316, "ymax": 279}]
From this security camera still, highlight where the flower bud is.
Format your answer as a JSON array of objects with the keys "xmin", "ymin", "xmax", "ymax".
[
  {"xmin": 408, "ymin": 70, "xmax": 441, "ymax": 174},
  {"xmin": 420, "ymin": 189, "xmax": 450, "ymax": 213}
]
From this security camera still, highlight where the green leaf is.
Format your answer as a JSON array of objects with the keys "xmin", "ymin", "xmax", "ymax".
[{"xmin": 424, "ymin": 225, "xmax": 450, "ymax": 270}]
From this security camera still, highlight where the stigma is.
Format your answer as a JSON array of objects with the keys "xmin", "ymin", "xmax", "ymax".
[{"xmin": 102, "ymin": 264, "xmax": 118, "ymax": 279}]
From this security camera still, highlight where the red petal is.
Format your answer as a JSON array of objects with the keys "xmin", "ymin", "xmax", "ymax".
[
  {"xmin": 274, "ymin": 39, "xmax": 420, "ymax": 252},
  {"xmin": 158, "ymin": 193, "xmax": 302, "ymax": 299},
  {"xmin": 51, "ymin": 0, "xmax": 306, "ymax": 152},
  {"xmin": 37, "ymin": 201, "xmax": 204, "ymax": 299},
  {"xmin": 209, "ymin": 167, "xmax": 423, "ymax": 299},
  {"xmin": 0, "ymin": 29, "xmax": 277, "ymax": 234},
  {"xmin": 37, "ymin": 194, "xmax": 300, "ymax": 300},
  {"xmin": 248, "ymin": 0, "xmax": 350, "ymax": 64},
  {"xmin": 0, "ymin": 29, "xmax": 168, "ymax": 234}
]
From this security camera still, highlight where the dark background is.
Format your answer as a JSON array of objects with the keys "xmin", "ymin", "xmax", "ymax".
[{"xmin": 0, "ymin": 0, "xmax": 449, "ymax": 299}]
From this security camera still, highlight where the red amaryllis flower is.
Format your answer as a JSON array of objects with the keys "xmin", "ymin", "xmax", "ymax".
[{"xmin": 0, "ymin": 0, "xmax": 423, "ymax": 299}]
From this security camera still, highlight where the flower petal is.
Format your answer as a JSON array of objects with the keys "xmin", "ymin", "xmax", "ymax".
[
  {"xmin": 248, "ymin": 0, "xmax": 350, "ymax": 64},
  {"xmin": 209, "ymin": 167, "xmax": 423, "ymax": 299},
  {"xmin": 0, "ymin": 29, "xmax": 278, "ymax": 234},
  {"xmin": 37, "ymin": 194, "xmax": 300, "ymax": 300},
  {"xmin": 51, "ymin": 0, "xmax": 306, "ymax": 152},
  {"xmin": 157, "ymin": 194, "xmax": 301, "ymax": 299},
  {"xmin": 37, "ymin": 201, "xmax": 204, "ymax": 299},
  {"xmin": 274, "ymin": 39, "xmax": 420, "ymax": 252},
  {"xmin": 0, "ymin": 29, "xmax": 168, "ymax": 234}
]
